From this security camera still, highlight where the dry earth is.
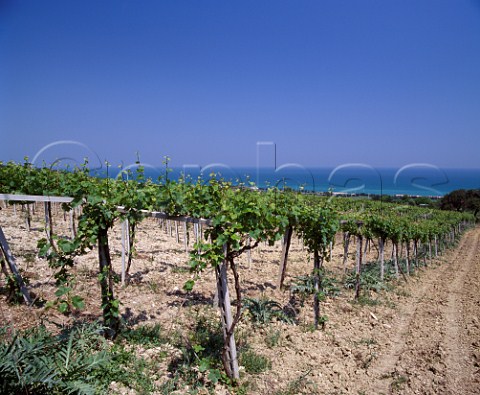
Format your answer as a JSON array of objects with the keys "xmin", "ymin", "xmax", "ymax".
[{"xmin": 0, "ymin": 202, "xmax": 479, "ymax": 394}]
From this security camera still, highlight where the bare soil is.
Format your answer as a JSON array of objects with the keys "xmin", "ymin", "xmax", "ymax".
[{"xmin": 1, "ymin": 203, "xmax": 479, "ymax": 394}]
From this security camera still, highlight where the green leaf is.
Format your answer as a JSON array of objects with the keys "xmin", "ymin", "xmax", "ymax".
[
  {"xmin": 193, "ymin": 344, "xmax": 205, "ymax": 354},
  {"xmin": 208, "ymin": 368, "xmax": 221, "ymax": 384},
  {"xmin": 58, "ymin": 301, "xmax": 69, "ymax": 314},
  {"xmin": 183, "ymin": 279, "xmax": 195, "ymax": 292},
  {"xmin": 57, "ymin": 239, "xmax": 75, "ymax": 254},
  {"xmin": 198, "ymin": 358, "xmax": 209, "ymax": 373},
  {"xmin": 37, "ymin": 238, "xmax": 51, "ymax": 256},
  {"xmin": 55, "ymin": 286, "xmax": 72, "ymax": 297},
  {"xmin": 71, "ymin": 295, "xmax": 85, "ymax": 310}
]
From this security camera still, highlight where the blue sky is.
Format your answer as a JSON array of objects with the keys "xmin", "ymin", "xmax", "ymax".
[{"xmin": 1, "ymin": 0, "xmax": 480, "ymax": 170}]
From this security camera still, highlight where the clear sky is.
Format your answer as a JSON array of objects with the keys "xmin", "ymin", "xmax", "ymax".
[{"xmin": 1, "ymin": 0, "xmax": 480, "ymax": 170}]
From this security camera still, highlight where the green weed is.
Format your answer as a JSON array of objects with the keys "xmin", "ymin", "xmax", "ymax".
[
  {"xmin": 243, "ymin": 297, "xmax": 294, "ymax": 325},
  {"xmin": 265, "ymin": 328, "xmax": 282, "ymax": 348},
  {"xmin": 290, "ymin": 270, "xmax": 340, "ymax": 302},
  {"xmin": 167, "ymin": 313, "xmax": 230, "ymax": 391},
  {"xmin": 391, "ymin": 374, "xmax": 408, "ymax": 391},
  {"xmin": 273, "ymin": 370, "xmax": 315, "ymax": 395},
  {"xmin": 119, "ymin": 323, "xmax": 167, "ymax": 347},
  {"xmin": 239, "ymin": 350, "xmax": 271, "ymax": 374},
  {"xmin": 353, "ymin": 295, "xmax": 381, "ymax": 306},
  {"xmin": 0, "ymin": 322, "xmax": 109, "ymax": 394}
]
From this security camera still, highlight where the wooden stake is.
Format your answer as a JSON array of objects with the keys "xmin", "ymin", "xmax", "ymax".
[
  {"xmin": 246, "ymin": 237, "xmax": 252, "ymax": 267},
  {"xmin": 121, "ymin": 220, "xmax": 127, "ymax": 286},
  {"xmin": 175, "ymin": 221, "xmax": 179, "ymax": 244},
  {"xmin": 277, "ymin": 226, "xmax": 293, "ymax": 289},
  {"xmin": 44, "ymin": 202, "xmax": 53, "ymax": 245},
  {"xmin": 98, "ymin": 227, "xmax": 120, "ymax": 339},
  {"xmin": 379, "ymin": 238, "xmax": 385, "ymax": 281},
  {"xmin": 413, "ymin": 240, "xmax": 418, "ymax": 268},
  {"xmin": 183, "ymin": 222, "xmax": 188, "ymax": 253},
  {"xmin": 355, "ymin": 235, "xmax": 363, "ymax": 299},
  {"xmin": 313, "ymin": 250, "xmax": 323, "ymax": 328},
  {"xmin": 393, "ymin": 242, "xmax": 399, "ymax": 278},
  {"xmin": 406, "ymin": 241, "xmax": 411, "ymax": 275},
  {"xmin": 0, "ymin": 225, "xmax": 32, "ymax": 304},
  {"xmin": 428, "ymin": 240, "xmax": 432, "ymax": 262},
  {"xmin": 193, "ymin": 222, "xmax": 202, "ymax": 254},
  {"xmin": 69, "ymin": 209, "xmax": 76, "ymax": 239},
  {"xmin": 25, "ymin": 204, "xmax": 31, "ymax": 231},
  {"xmin": 215, "ymin": 245, "xmax": 240, "ymax": 379},
  {"xmin": 193, "ymin": 223, "xmax": 199, "ymax": 244},
  {"xmin": 342, "ymin": 232, "xmax": 350, "ymax": 274}
]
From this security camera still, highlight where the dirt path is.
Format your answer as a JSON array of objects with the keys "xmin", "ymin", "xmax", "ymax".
[{"xmin": 369, "ymin": 228, "xmax": 480, "ymax": 394}]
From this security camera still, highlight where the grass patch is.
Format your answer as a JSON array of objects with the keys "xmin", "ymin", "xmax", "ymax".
[
  {"xmin": 274, "ymin": 370, "xmax": 315, "ymax": 395},
  {"xmin": 265, "ymin": 328, "xmax": 282, "ymax": 348},
  {"xmin": 395, "ymin": 288, "xmax": 411, "ymax": 298},
  {"xmin": 22, "ymin": 251, "xmax": 37, "ymax": 265},
  {"xmin": 239, "ymin": 350, "xmax": 271, "ymax": 374},
  {"xmin": 391, "ymin": 374, "xmax": 408, "ymax": 391},
  {"xmin": 146, "ymin": 280, "xmax": 161, "ymax": 294},
  {"xmin": 171, "ymin": 265, "xmax": 189, "ymax": 274},
  {"xmin": 119, "ymin": 323, "xmax": 167, "ymax": 347},
  {"xmin": 167, "ymin": 312, "xmax": 231, "ymax": 390},
  {"xmin": 352, "ymin": 295, "xmax": 382, "ymax": 306},
  {"xmin": 354, "ymin": 337, "xmax": 377, "ymax": 346},
  {"xmin": 96, "ymin": 343, "xmax": 159, "ymax": 393}
]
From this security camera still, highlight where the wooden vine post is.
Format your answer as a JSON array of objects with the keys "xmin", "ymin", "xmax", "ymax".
[
  {"xmin": 98, "ymin": 225, "xmax": 120, "ymax": 339},
  {"xmin": 215, "ymin": 244, "xmax": 240, "ymax": 379},
  {"xmin": 44, "ymin": 201, "xmax": 54, "ymax": 245},
  {"xmin": 413, "ymin": 239, "xmax": 418, "ymax": 268},
  {"xmin": 313, "ymin": 249, "xmax": 323, "ymax": 329},
  {"xmin": 246, "ymin": 237, "xmax": 252, "ymax": 266},
  {"xmin": 428, "ymin": 239, "xmax": 432, "ymax": 262},
  {"xmin": 379, "ymin": 237, "xmax": 385, "ymax": 281},
  {"xmin": 0, "ymin": 225, "xmax": 32, "ymax": 304},
  {"xmin": 25, "ymin": 204, "xmax": 31, "ymax": 231},
  {"xmin": 277, "ymin": 225, "xmax": 293, "ymax": 289},
  {"xmin": 342, "ymin": 231, "xmax": 350, "ymax": 274},
  {"xmin": 69, "ymin": 209, "xmax": 76, "ymax": 238},
  {"xmin": 393, "ymin": 242, "xmax": 400, "ymax": 277},
  {"xmin": 354, "ymin": 221, "xmax": 364, "ymax": 300},
  {"xmin": 405, "ymin": 241, "xmax": 411, "ymax": 275},
  {"xmin": 183, "ymin": 222, "xmax": 188, "ymax": 253},
  {"xmin": 121, "ymin": 218, "xmax": 130, "ymax": 286}
]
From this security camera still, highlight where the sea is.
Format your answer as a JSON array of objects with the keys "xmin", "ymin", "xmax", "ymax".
[{"xmin": 101, "ymin": 165, "xmax": 480, "ymax": 198}]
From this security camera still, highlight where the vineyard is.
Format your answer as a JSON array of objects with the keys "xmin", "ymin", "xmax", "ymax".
[{"xmin": 0, "ymin": 159, "xmax": 479, "ymax": 394}]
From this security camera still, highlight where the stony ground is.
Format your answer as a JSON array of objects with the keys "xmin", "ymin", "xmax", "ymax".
[{"xmin": 1, "ymin": 202, "xmax": 479, "ymax": 394}]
